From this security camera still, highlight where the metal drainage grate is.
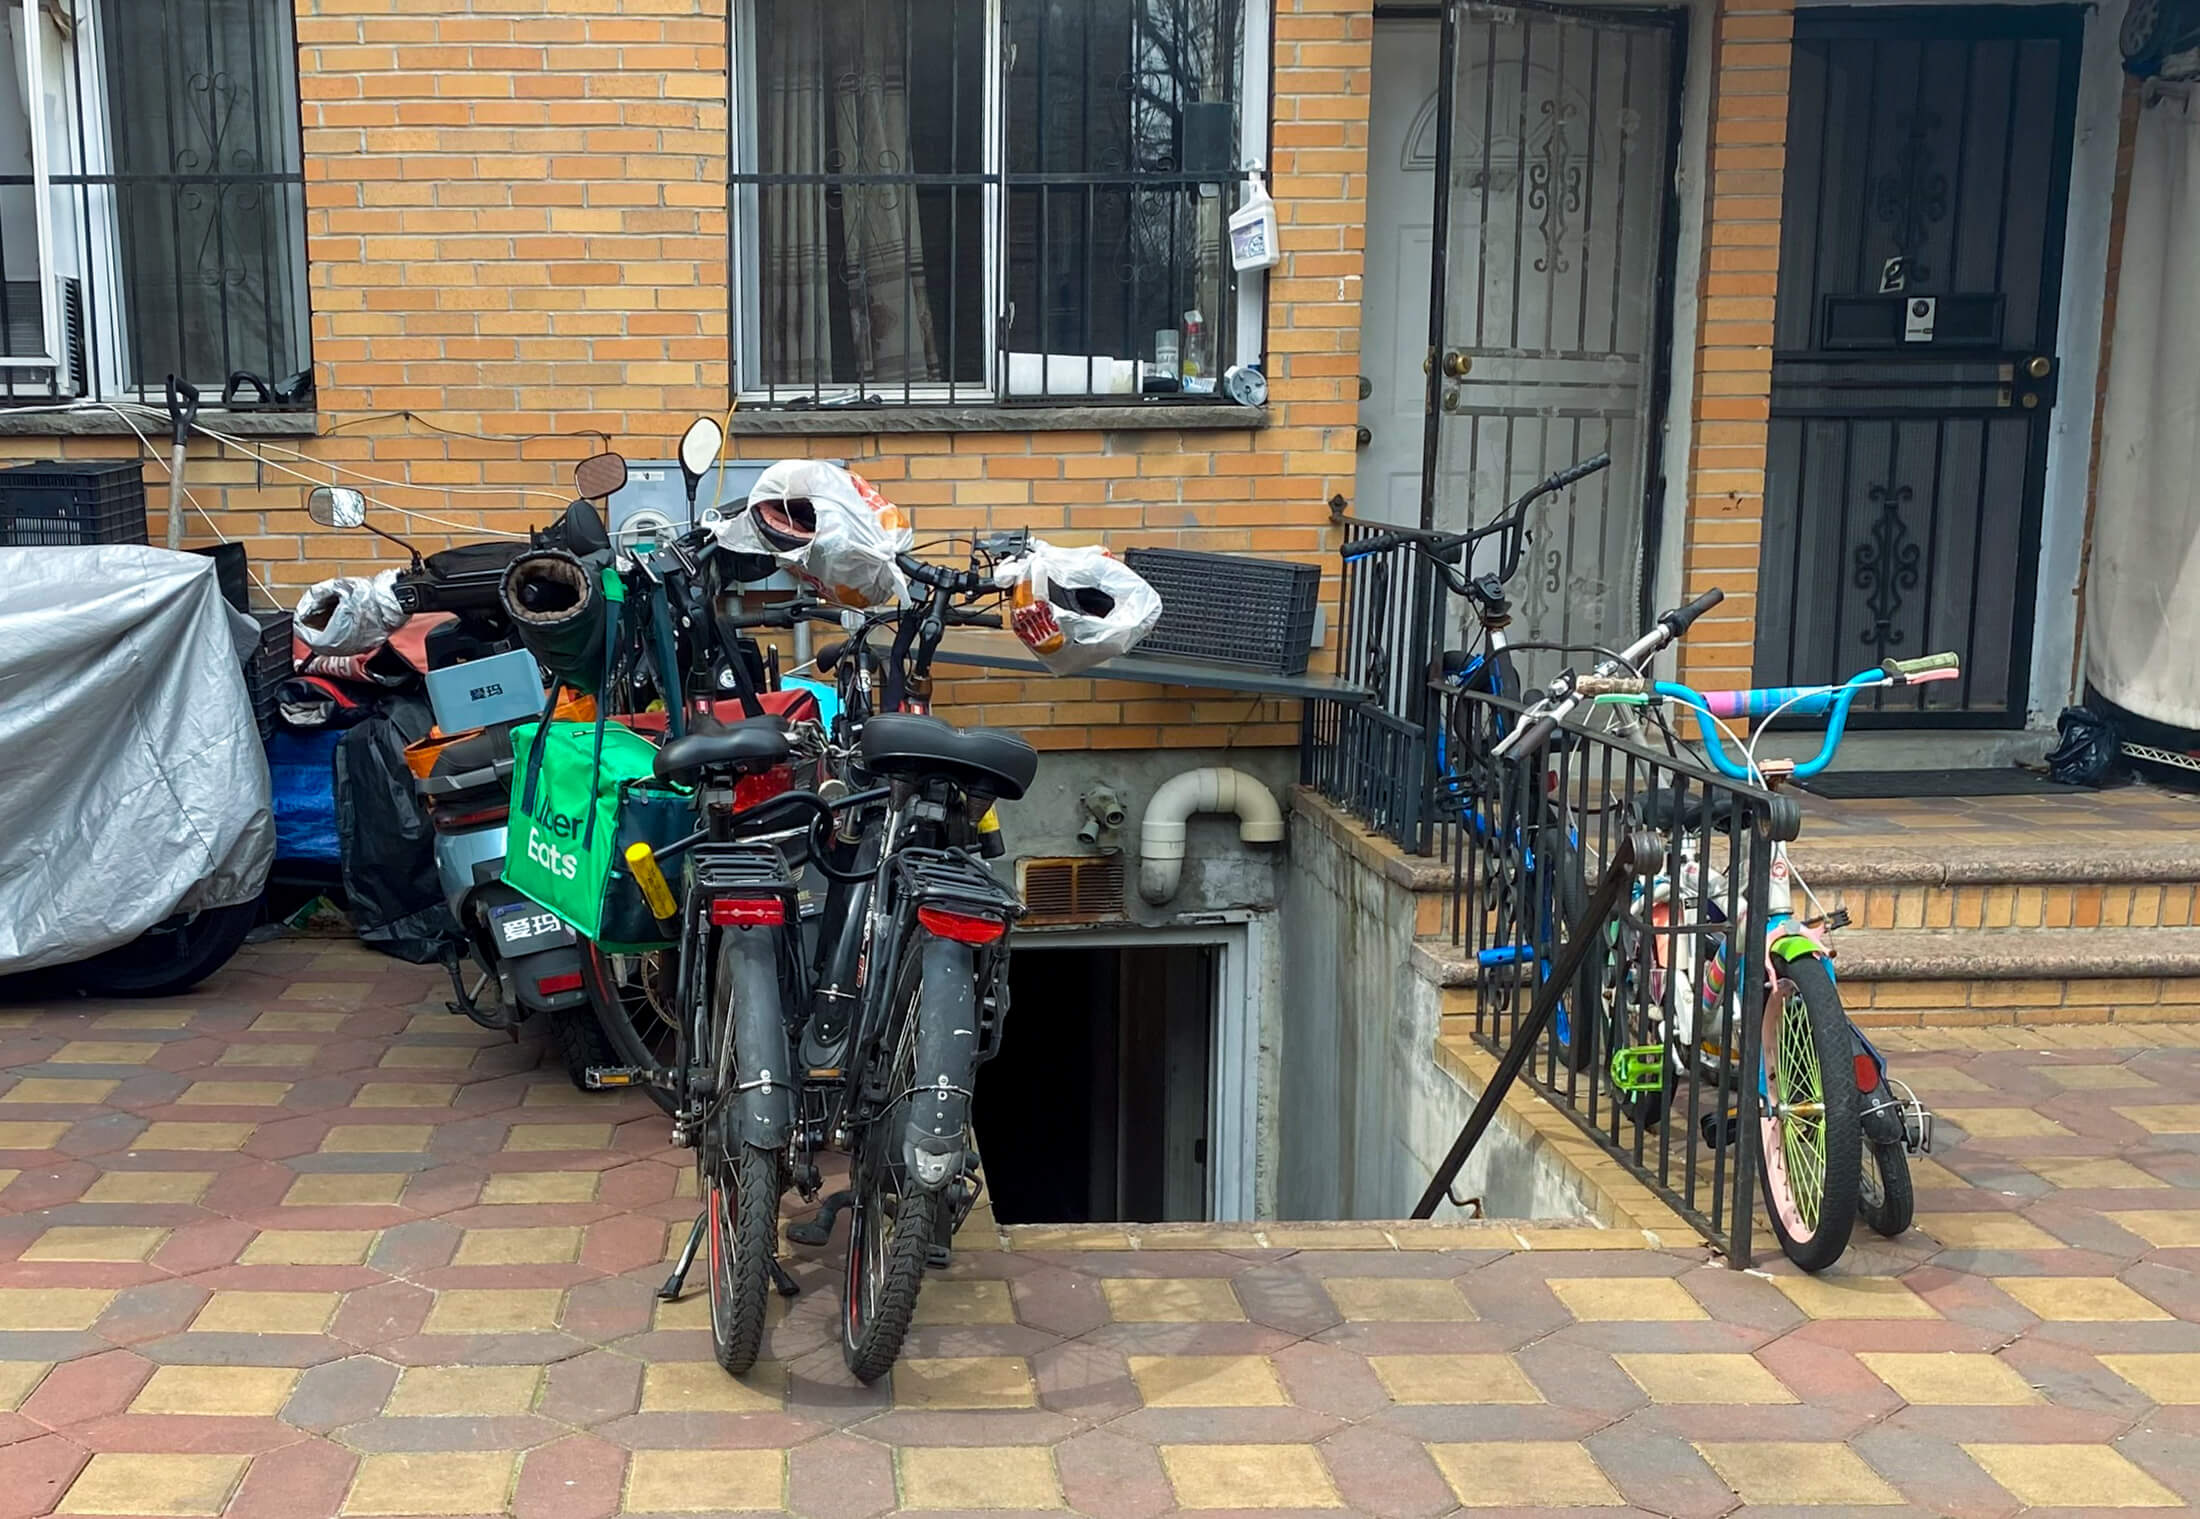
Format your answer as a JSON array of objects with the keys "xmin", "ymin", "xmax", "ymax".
[{"xmin": 1018, "ymin": 855, "xmax": 1127, "ymax": 925}]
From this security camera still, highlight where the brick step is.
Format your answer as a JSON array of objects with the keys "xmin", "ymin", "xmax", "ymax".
[
  {"xmin": 1412, "ymin": 927, "xmax": 2200, "ymax": 1030},
  {"xmin": 1834, "ymin": 926, "xmax": 2200, "ymax": 1025},
  {"xmin": 1789, "ymin": 841, "xmax": 2200, "ymax": 931}
]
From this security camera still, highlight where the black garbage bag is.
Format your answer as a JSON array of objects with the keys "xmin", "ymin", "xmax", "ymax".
[
  {"xmin": 334, "ymin": 696, "xmax": 464, "ymax": 962},
  {"xmin": 2046, "ymin": 705, "xmax": 2123, "ymax": 788}
]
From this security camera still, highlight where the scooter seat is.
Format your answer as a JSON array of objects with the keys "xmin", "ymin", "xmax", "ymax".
[{"xmin": 654, "ymin": 719, "xmax": 791, "ymax": 780}]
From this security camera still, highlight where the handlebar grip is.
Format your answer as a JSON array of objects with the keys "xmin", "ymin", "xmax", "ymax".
[
  {"xmin": 1508, "ymin": 712, "xmax": 1561, "ymax": 756},
  {"xmin": 1551, "ymin": 452, "xmax": 1612, "ymax": 490},
  {"xmin": 945, "ymin": 610, "xmax": 1003, "ymax": 629},
  {"xmin": 813, "ymin": 638, "xmax": 850, "ymax": 674},
  {"xmin": 1340, "ymin": 531, "xmax": 1405, "ymax": 562},
  {"xmin": 1885, "ymin": 651, "xmax": 1961, "ymax": 678},
  {"xmin": 1660, "ymin": 587, "xmax": 1725, "ymax": 635}
]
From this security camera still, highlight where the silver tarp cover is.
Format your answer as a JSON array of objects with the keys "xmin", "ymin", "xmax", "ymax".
[{"xmin": 0, "ymin": 548, "xmax": 273, "ymax": 973}]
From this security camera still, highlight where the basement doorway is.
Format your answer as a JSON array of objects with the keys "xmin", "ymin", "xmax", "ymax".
[{"xmin": 974, "ymin": 926, "xmax": 1258, "ymax": 1225}]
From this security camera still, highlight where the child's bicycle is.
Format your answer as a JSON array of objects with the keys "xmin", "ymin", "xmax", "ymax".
[{"xmin": 1501, "ymin": 650, "xmax": 1945, "ymax": 1270}]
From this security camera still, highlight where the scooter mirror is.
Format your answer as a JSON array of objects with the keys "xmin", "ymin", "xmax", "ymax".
[
  {"xmin": 574, "ymin": 451, "xmax": 628, "ymax": 501},
  {"xmin": 678, "ymin": 416, "xmax": 723, "ymax": 486},
  {"xmin": 307, "ymin": 485, "xmax": 366, "ymax": 529}
]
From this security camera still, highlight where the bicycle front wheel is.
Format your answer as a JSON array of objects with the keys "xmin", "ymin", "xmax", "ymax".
[{"xmin": 1757, "ymin": 955, "xmax": 1861, "ymax": 1271}]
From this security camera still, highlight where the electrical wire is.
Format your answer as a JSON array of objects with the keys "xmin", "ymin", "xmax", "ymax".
[{"xmin": 19, "ymin": 400, "xmax": 288, "ymax": 607}]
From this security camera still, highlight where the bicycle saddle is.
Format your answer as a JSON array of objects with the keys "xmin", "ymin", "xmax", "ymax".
[
  {"xmin": 654, "ymin": 718, "xmax": 791, "ymax": 780},
  {"xmin": 859, "ymin": 712, "xmax": 1038, "ymax": 800}
]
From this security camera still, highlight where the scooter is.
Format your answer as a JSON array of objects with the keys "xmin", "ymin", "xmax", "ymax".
[{"xmin": 306, "ymin": 458, "xmax": 627, "ymax": 1080}]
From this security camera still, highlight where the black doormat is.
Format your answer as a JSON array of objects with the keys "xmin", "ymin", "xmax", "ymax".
[{"xmin": 1800, "ymin": 767, "xmax": 2086, "ymax": 800}]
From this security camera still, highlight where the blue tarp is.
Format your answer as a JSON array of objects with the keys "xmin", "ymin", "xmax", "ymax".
[{"xmin": 269, "ymin": 729, "xmax": 342, "ymax": 863}]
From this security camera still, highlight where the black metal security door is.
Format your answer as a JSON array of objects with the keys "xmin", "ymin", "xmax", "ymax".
[{"xmin": 1755, "ymin": 7, "xmax": 2081, "ymax": 724}]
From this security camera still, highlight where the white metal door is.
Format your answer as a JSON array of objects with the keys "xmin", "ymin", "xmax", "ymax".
[{"xmin": 1353, "ymin": 20, "xmax": 1442, "ymax": 525}]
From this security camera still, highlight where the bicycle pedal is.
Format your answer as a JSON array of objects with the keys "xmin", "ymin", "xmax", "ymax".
[
  {"xmin": 583, "ymin": 1066, "xmax": 645, "ymax": 1090},
  {"xmin": 1698, "ymin": 1109, "xmax": 1741, "ymax": 1149},
  {"xmin": 1608, "ymin": 1045, "xmax": 1665, "ymax": 1095}
]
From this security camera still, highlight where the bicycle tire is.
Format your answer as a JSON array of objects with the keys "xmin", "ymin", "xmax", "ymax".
[
  {"xmin": 708, "ymin": 1142, "xmax": 781, "ymax": 1376},
  {"xmin": 546, "ymin": 1001, "xmax": 621, "ymax": 1091},
  {"xmin": 1757, "ymin": 955, "xmax": 1861, "ymax": 1271},
  {"xmin": 1858, "ymin": 1138, "xmax": 1915, "ymax": 1239},
  {"xmin": 840, "ymin": 953, "xmax": 933, "ymax": 1383},
  {"xmin": 578, "ymin": 943, "xmax": 677, "ymax": 1115}
]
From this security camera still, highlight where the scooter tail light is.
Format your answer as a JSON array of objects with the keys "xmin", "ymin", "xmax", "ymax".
[
  {"xmin": 917, "ymin": 905, "xmax": 1007, "ymax": 944},
  {"xmin": 536, "ymin": 971, "xmax": 583, "ymax": 996},
  {"xmin": 711, "ymin": 896, "xmax": 786, "ymax": 927}
]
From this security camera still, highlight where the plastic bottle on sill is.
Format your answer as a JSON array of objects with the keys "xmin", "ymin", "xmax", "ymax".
[{"xmin": 1180, "ymin": 310, "xmax": 1213, "ymax": 394}]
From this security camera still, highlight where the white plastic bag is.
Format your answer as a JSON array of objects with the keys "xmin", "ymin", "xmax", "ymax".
[
  {"xmin": 714, "ymin": 459, "xmax": 912, "ymax": 609},
  {"xmin": 295, "ymin": 569, "xmax": 407, "ymax": 655},
  {"xmin": 993, "ymin": 541, "xmax": 1162, "ymax": 674}
]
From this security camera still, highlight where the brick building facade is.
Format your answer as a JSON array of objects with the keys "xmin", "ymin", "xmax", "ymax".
[{"xmin": 0, "ymin": 0, "xmax": 2135, "ymax": 750}]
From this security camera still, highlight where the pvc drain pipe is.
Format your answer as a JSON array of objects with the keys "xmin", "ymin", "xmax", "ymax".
[{"xmin": 1137, "ymin": 767, "xmax": 1285, "ymax": 904}]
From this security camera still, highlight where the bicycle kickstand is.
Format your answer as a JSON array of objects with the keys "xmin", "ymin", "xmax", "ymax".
[
  {"xmin": 768, "ymin": 1257, "xmax": 801, "ymax": 1298},
  {"xmin": 786, "ymin": 1189, "xmax": 853, "ymax": 1248},
  {"xmin": 659, "ymin": 1210, "xmax": 706, "ymax": 1302}
]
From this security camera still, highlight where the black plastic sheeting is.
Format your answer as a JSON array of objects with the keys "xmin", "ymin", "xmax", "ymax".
[{"xmin": 334, "ymin": 696, "xmax": 463, "ymax": 963}]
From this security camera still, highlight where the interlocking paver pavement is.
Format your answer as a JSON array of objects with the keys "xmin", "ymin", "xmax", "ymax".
[{"xmin": 7, "ymin": 942, "xmax": 2200, "ymax": 1514}]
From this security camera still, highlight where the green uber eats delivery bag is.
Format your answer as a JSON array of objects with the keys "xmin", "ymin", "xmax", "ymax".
[
  {"xmin": 502, "ymin": 717, "xmax": 682, "ymax": 947},
  {"xmin": 501, "ymin": 565, "xmax": 691, "ymax": 951}
]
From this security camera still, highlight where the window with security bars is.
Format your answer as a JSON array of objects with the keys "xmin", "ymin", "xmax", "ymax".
[
  {"xmin": 0, "ymin": 0, "xmax": 311, "ymax": 405},
  {"xmin": 730, "ymin": 0, "xmax": 1251, "ymax": 405}
]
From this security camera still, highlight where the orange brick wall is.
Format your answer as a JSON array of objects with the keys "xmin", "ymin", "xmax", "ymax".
[
  {"xmin": 1675, "ymin": 0, "xmax": 1791, "ymax": 685},
  {"xmin": 0, "ymin": 0, "xmax": 1374, "ymax": 752}
]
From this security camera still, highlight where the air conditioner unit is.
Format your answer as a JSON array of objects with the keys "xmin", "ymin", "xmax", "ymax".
[{"xmin": 0, "ymin": 276, "xmax": 87, "ymax": 397}]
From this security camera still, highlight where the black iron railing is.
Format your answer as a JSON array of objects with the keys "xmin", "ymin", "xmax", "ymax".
[
  {"xmin": 1426, "ymin": 686, "xmax": 1788, "ymax": 1262},
  {"xmin": 0, "ymin": 0, "xmax": 311, "ymax": 406},
  {"xmin": 1302, "ymin": 527, "xmax": 1448, "ymax": 853}
]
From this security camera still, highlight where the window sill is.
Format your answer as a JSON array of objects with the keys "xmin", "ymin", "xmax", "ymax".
[
  {"xmin": 0, "ymin": 409, "xmax": 319, "ymax": 438},
  {"xmin": 725, "ymin": 402, "xmax": 1268, "ymax": 436}
]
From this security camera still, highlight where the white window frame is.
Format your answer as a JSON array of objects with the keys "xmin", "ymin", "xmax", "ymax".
[
  {"xmin": 728, "ymin": 0, "xmax": 1269, "ymax": 405},
  {"xmin": 2, "ymin": 0, "xmax": 62, "ymax": 372}
]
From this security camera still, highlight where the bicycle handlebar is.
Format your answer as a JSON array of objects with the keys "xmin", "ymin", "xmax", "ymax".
[
  {"xmin": 1338, "ymin": 452, "xmax": 1613, "ymax": 567},
  {"xmin": 1550, "ymin": 451, "xmax": 1612, "ymax": 490},
  {"xmin": 1629, "ymin": 652, "xmax": 1964, "ymax": 781},
  {"xmin": 1493, "ymin": 585, "xmax": 1726, "ymax": 759},
  {"xmin": 1659, "ymin": 587, "xmax": 1724, "ymax": 636}
]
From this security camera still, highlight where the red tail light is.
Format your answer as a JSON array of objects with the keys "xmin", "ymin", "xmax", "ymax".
[
  {"xmin": 1854, "ymin": 1053, "xmax": 1880, "ymax": 1093},
  {"xmin": 918, "ymin": 906, "xmax": 1007, "ymax": 944},
  {"xmin": 733, "ymin": 767, "xmax": 796, "ymax": 811},
  {"xmin": 433, "ymin": 804, "xmax": 509, "ymax": 830},
  {"xmin": 711, "ymin": 897, "xmax": 787, "ymax": 927},
  {"xmin": 536, "ymin": 971, "xmax": 583, "ymax": 995}
]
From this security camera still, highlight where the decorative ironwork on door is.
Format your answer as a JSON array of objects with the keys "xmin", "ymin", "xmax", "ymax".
[
  {"xmin": 1424, "ymin": 3, "xmax": 1685, "ymax": 675},
  {"xmin": 1756, "ymin": 8, "xmax": 2081, "ymax": 725}
]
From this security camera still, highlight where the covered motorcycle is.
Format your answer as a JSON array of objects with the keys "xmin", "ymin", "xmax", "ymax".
[{"xmin": 0, "ymin": 547, "xmax": 272, "ymax": 990}]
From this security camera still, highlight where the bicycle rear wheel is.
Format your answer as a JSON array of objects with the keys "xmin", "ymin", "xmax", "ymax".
[
  {"xmin": 1757, "ymin": 956, "xmax": 1861, "ymax": 1271},
  {"xmin": 840, "ymin": 953, "xmax": 935, "ymax": 1383},
  {"xmin": 1859, "ymin": 1139, "xmax": 1915, "ymax": 1239}
]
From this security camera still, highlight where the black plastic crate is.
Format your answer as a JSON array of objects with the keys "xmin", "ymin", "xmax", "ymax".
[
  {"xmin": 1124, "ymin": 547, "xmax": 1322, "ymax": 675},
  {"xmin": 247, "ymin": 610, "xmax": 293, "ymax": 741},
  {"xmin": 192, "ymin": 543, "xmax": 251, "ymax": 612},
  {"xmin": 0, "ymin": 459, "xmax": 148, "ymax": 546}
]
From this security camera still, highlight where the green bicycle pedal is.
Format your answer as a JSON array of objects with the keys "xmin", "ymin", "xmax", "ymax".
[{"xmin": 1609, "ymin": 1044, "xmax": 1666, "ymax": 1095}]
